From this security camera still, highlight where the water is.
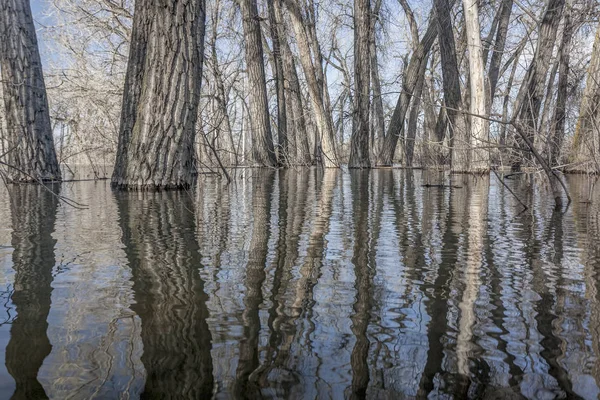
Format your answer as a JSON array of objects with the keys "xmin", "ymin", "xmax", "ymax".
[{"xmin": 0, "ymin": 168, "xmax": 599, "ymax": 399}]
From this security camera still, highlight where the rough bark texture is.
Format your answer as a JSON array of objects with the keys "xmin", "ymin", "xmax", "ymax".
[
  {"xmin": 282, "ymin": 0, "xmax": 339, "ymax": 167},
  {"xmin": 0, "ymin": 0, "xmax": 61, "ymax": 182},
  {"xmin": 405, "ymin": 53, "xmax": 428, "ymax": 166},
  {"xmin": 512, "ymin": 0, "xmax": 565, "ymax": 170},
  {"xmin": 463, "ymin": 0, "xmax": 489, "ymax": 172},
  {"xmin": 349, "ymin": 0, "xmax": 371, "ymax": 168},
  {"xmin": 240, "ymin": 0, "xmax": 277, "ymax": 167},
  {"xmin": 432, "ymin": 0, "xmax": 465, "ymax": 172},
  {"xmin": 369, "ymin": 0, "xmax": 385, "ymax": 160},
  {"xmin": 571, "ymin": 22, "xmax": 600, "ymax": 173},
  {"xmin": 112, "ymin": 0, "xmax": 206, "ymax": 190}
]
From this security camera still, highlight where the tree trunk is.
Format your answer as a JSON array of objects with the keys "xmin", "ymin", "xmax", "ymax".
[
  {"xmin": 377, "ymin": 3, "xmax": 448, "ymax": 166},
  {"xmin": 0, "ymin": 0, "xmax": 61, "ymax": 182},
  {"xmin": 369, "ymin": 0, "xmax": 385, "ymax": 159},
  {"xmin": 282, "ymin": 0, "xmax": 338, "ymax": 166},
  {"xmin": 267, "ymin": 0, "xmax": 288, "ymax": 165},
  {"xmin": 548, "ymin": 5, "xmax": 572, "ymax": 167},
  {"xmin": 272, "ymin": 0, "xmax": 311, "ymax": 165},
  {"xmin": 405, "ymin": 53, "xmax": 429, "ymax": 166},
  {"xmin": 432, "ymin": 0, "xmax": 466, "ymax": 172},
  {"xmin": 571, "ymin": 21, "xmax": 600, "ymax": 173},
  {"xmin": 349, "ymin": 0, "xmax": 371, "ymax": 168},
  {"xmin": 512, "ymin": 0, "xmax": 565, "ymax": 171},
  {"xmin": 463, "ymin": 0, "xmax": 489, "ymax": 173},
  {"xmin": 239, "ymin": 0, "xmax": 277, "ymax": 167},
  {"xmin": 112, "ymin": 0, "xmax": 206, "ymax": 190},
  {"xmin": 487, "ymin": 0, "xmax": 513, "ymax": 111}
]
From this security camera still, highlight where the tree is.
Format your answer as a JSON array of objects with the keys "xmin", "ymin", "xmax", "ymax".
[
  {"xmin": 0, "ymin": 0, "xmax": 61, "ymax": 182},
  {"xmin": 512, "ymin": 0, "xmax": 565, "ymax": 171},
  {"xmin": 462, "ymin": 0, "xmax": 489, "ymax": 172},
  {"xmin": 111, "ymin": 0, "xmax": 207, "ymax": 190},
  {"xmin": 349, "ymin": 0, "xmax": 371, "ymax": 168},
  {"xmin": 239, "ymin": 0, "xmax": 277, "ymax": 166}
]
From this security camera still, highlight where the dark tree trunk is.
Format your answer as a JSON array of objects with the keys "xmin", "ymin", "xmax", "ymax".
[
  {"xmin": 240, "ymin": 0, "xmax": 277, "ymax": 167},
  {"xmin": 0, "ymin": 0, "xmax": 61, "ymax": 182},
  {"xmin": 112, "ymin": 0, "xmax": 206, "ymax": 190},
  {"xmin": 405, "ymin": 52, "xmax": 429, "ymax": 166},
  {"xmin": 512, "ymin": 0, "xmax": 565, "ymax": 171},
  {"xmin": 432, "ymin": 0, "xmax": 465, "ymax": 172},
  {"xmin": 6, "ymin": 184, "xmax": 59, "ymax": 399},
  {"xmin": 369, "ymin": 0, "xmax": 385, "ymax": 160},
  {"xmin": 349, "ymin": 0, "xmax": 371, "ymax": 168},
  {"xmin": 487, "ymin": 0, "xmax": 513, "ymax": 105}
]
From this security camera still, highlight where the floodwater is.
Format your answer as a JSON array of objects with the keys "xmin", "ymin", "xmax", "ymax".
[{"xmin": 0, "ymin": 168, "xmax": 599, "ymax": 399}]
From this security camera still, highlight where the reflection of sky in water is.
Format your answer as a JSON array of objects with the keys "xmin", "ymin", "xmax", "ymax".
[{"xmin": 0, "ymin": 169, "xmax": 599, "ymax": 398}]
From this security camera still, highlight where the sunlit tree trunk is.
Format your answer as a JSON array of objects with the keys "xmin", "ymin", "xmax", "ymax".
[
  {"xmin": 0, "ymin": 0, "xmax": 61, "ymax": 182},
  {"xmin": 462, "ymin": 0, "xmax": 489, "ymax": 173},
  {"xmin": 112, "ymin": 0, "xmax": 206, "ymax": 189},
  {"xmin": 349, "ymin": 0, "xmax": 371, "ymax": 168},
  {"xmin": 571, "ymin": 21, "xmax": 600, "ymax": 173}
]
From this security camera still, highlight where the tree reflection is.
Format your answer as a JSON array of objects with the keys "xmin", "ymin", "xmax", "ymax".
[
  {"xmin": 116, "ymin": 190, "xmax": 213, "ymax": 398},
  {"xmin": 6, "ymin": 184, "xmax": 60, "ymax": 400},
  {"xmin": 234, "ymin": 169, "xmax": 276, "ymax": 398}
]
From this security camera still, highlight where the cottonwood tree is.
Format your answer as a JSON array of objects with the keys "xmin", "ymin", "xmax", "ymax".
[
  {"xmin": 112, "ymin": 0, "xmax": 206, "ymax": 190},
  {"xmin": 0, "ymin": 0, "xmax": 61, "ymax": 182},
  {"xmin": 349, "ymin": 0, "xmax": 372, "ymax": 168}
]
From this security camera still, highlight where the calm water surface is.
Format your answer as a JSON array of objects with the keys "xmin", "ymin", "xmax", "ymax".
[{"xmin": 0, "ymin": 169, "xmax": 599, "ymax": 399}]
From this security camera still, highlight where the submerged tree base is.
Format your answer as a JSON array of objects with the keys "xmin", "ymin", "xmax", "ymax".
[{"xmin": 110, "ymin": 181, "xmax": 192, "ymax": 191}]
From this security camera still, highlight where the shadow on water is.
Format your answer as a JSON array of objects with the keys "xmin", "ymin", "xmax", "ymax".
[
  {"xmin": 115, "ymin": 189, "xmax": 214, "ymax": 399},
  {"xmin": 6, "ymin": 184, "xmax": 60, "ymax": 400},
  {"xmin": 1, "ymin": 170, "xmax": 600, "ymax": 398}
]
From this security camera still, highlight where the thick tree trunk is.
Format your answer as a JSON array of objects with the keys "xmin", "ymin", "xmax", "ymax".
[
  {"xmin": 432, "ymin": 0, "xmax": 466, "ymax": 172},
  {"xmin": 267, "ymin": 0, "xmax": 288, "ymax": 165},
  {"xmin": 239, "ymin": 0, "xmax": 277, "ymax": 167},
  {"xmin": 282, "ymin": 0, "xmax": 338, "ymax": 166},
  {"xmin": 0, "ymin": 0, "xmax": 61, "ymax": 182},
  {"xmin": 349, "ymin": 0, "xmax": 371, "ymax": 168},
  {"xmin": 112, "ymin": 0, "xmax": 206, "ymax": 190},
  {"xmin": 548, "ymin": 6, "xmax": 572, "ymax": 167},
  {"xmin": 512, "ymin": 0, "xmax": 565, "ymax": 171},
  {"xmin": 463, "ymin": 0, "xmax": 489, "ymax": 173},
  {"xmin": 571, "ymin": 22, "xmax": 600, "ymax": 173},
  {"xmin": 405, "ymin": 53, "xmax": 429, "ymax": 167}
]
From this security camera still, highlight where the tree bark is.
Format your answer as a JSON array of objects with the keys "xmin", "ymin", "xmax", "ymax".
[
  {"xmin": 487, "ymin": 0, "xmax": 513, "ymax": 110},
  {"xmin": 432, "ymin": 0, "xmax": 466, "ymax": 172},
  {"xmin": 463, "ymin": 0, "xmax": 489, "ymax": 172},
  {"xmin": 0, "ymin": 0, "xmax": 61, "ymax": 182},
  {"xmin": 571, "ymin": 21, "xmax": 600, "ymax": 173},
  {"xmin": 369, "ymin": 0, "xmax": 385, "ymax": 160},
  {"xmin": 349, "ymin": 0, "xmax": 371, "ymax": 168},
  {"xmin": 512, "ymin": 0, "xmax": 565, "ymax": 171},
  {"xmin": 239, "ymin": 0, "xmax": 277, "ymax": 167},
  {"xmin": 112, "ymin": 0, "xmax": 206, "ymax": 190},
  {"xmin": 282, "ymin": 0, "xmax": 338, "ymax": 166}
]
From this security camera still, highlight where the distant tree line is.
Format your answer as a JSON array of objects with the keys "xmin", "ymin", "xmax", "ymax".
[{"xmin": 0, "ymin": 0, "xmax": 599, "ymax": 198}]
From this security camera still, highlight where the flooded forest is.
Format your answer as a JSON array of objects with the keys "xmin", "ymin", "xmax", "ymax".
[{"xmin": 1, "ymin": 0, "xmax": 600, "ymax": 398}]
